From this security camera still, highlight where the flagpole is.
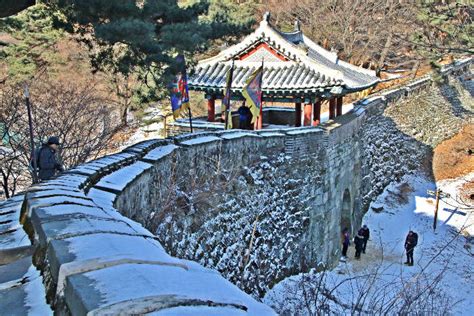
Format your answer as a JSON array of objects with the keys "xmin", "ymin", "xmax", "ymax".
[
  {"xmin": 225, "ymin": 60, "xmax": 235, "ymax": 130},
  {"xmin": 182, "ymin": 55, "xmax": 193, "ymax": 133},
  {"xmin": 258, "ymin": 58, "xmax": 264, "ymax": 130}
]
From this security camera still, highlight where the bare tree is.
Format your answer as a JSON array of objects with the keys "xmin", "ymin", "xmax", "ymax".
[
  {"xmin": 262, "ymin": 0, "xmax": 416, "ymax": 71},
  {"xmin": 0, "ymin": 78, "xmax": 116, "ymax": 199},
  {"xmin": 262, "ymin": 0, "xmax": 472, "ymax": 75}
]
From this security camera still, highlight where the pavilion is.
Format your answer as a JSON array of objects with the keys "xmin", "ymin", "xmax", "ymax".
[{"xmin": 187, "ymin": 12, "xmax": 380, "ymax": 129}]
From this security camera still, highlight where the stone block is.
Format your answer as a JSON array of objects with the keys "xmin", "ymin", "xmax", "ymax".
[
  {"xmin": 179, "ymin": 135, "xmax": 221, "ymax": 147},
  {"xmin": 32, "ymin": 215, "xmax": 143, "ymax": 248},
  {"xmin": 94, "ymin": 161, "xmax": 153, "ymax": 193},
  {"xmin": 31, "ymin": 204, "xmax": 112, "ymax": 224},
  {"xmin": 141, "ymin": 144, "xmax": 179, "ymax": 163},
  {"xmin": 27, "ymin": 189, "xmax": 87, "ymax": 200},
  {"xmin": 46, "ymin": 233, "xmax": 184, "ymax": 296},
  {"xmin": 0, "ymin": 255, "xmax": 32, "ymax": 284},
  {"xmin": 64, "ymin": 263, "xmax": 275, "ymax": 315},
  {"xmin": 24, "ymin": 196, "xmax": 96, "ymax": 220},
  {"xmin": 123, "ymin": 139, "xmax": 164, "ymax": 154},
  {"xmin": 0, "ymin": 263, "xmax": 52, "ymax": 316}
]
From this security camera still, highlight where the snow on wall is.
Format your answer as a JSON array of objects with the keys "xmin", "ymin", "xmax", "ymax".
[
  {"xmin": 0, "ymin": 58, "xmax": 471, "ymax": 314},
  {"xmin": 359, "ymin": 60, "xmax": 473, "ymax": 210},
  {"xmin": 111, "ymin": 58, "xmax": 473, "ymax": 299},
  {"xmin": 0, "ymin": 138, "xmax": 274, "ymax": 315},
  {"xmin": 113, "ymin": 119, "xmax": 362, "ymax": 299}
]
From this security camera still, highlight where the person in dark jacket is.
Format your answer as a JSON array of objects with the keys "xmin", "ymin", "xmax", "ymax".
[
  {"xmin": 360, "ymin": 224, "xmax": 370, "ymax": 254},
  {"xmin": 404, "ymin": 230, "xmax": 418, "ymax": 266},
  {"xmin": 341, "ymin": 228, "xmax": 350, "ymax": 258},
  {"xmin": 354, "ymin": 229, "xmax": 365, "ymax": 259},
  {"xmin": 237, "ymin": 105, "xmax": 250, "ymax": 129},
  {"xmin": 37, "ymin": 136, "xmax": 64, "ymax": 181}
]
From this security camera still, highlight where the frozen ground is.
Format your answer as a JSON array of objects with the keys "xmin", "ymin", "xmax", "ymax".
[{"xmin": 265, "ymin": 172, "xmax": 474, "ymax": 315}]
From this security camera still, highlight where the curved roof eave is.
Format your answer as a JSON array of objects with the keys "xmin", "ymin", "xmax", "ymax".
[{"xmin": 191, "ymin": 13, "xmax": 381, "ymax": 93}]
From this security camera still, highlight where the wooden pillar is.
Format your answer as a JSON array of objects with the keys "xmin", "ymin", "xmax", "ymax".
[
  {"xmin": 295, "ymin": 102, "xmax": 302, "ymax": 127},
  {"xmin": 329, "ymin": 98, "xmax": 336, "ymax": 120},
  {"xmin": 336, "ymin": 96, "xmax": 343, "ymax": 117},
  {"xmin": 312, "ymin": 100, "xmax": 321, "ymax": 126},
  {"xmin": 303, "ymin": 103, "xmax": 312, "ymax": 126},
  {"xmin": 207, "ymin": 96, "xmax": 215, "ymax": 122}
]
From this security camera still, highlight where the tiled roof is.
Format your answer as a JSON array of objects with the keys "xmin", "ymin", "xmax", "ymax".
[
  {"xmin": 189, "ymin": 13, "xmax": 379, "ymax": 96},
  {"xmin": 191, "ymin": 61, "xmax": 342, "ymax": 94}
]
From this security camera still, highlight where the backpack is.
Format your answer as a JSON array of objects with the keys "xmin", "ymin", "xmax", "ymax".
[
  {"xmin": 412, "ymin": 232, "xmax": 418, "ymax": 247},
  {"xmin": 30, "ymin": 146, "xmax": 43, "ymax": 170}
]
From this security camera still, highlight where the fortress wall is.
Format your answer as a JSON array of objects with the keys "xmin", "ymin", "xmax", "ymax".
[{"xmin": 0, "ymin": 58, "xmax": 471, "ymax": 313}]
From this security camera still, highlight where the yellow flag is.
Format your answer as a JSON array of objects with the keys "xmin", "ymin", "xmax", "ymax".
[{"xmin": 227, "ymin": 110, "xmax": 233, "ymax": 129}]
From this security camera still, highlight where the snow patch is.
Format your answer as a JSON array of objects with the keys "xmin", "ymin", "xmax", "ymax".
[
  {"xmin": 95, "ymin": 161, "xmax": 153, "ymax": 192},
  {"xmin": 143, "ymin": 144, "xmax": 179, "ymax": 161}
]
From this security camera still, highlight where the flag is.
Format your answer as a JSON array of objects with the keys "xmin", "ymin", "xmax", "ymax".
[
  {"xmin": 223, "ymin": 61, "xmax": 235, "ymax": 129},
  {"xmin": 170, "ymin": 55, "xmax": 190, "ymax": 119},
  {"xmin": 227, "ymin": 110, "xmax": 233, "ymax": 129},
  {"xmin": 241, "ymin": 65, "xmax": 263, "ymax": 124}
]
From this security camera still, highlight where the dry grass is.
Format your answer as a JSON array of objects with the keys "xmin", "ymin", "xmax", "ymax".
[
  {"xmin": 459, "ymin": 180, "xmax": 474, "ymax": 204},
  {"xmin": 433, "ymin": 124, "xmax": 474, "ymax": 181}
]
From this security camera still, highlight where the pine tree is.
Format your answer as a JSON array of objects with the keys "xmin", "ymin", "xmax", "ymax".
[
  {"xmin": 49, "ymin": 0, "xmax": 255, "ymax": 102},
  {"xmin": 0, "ymin": 4, "xmax": 64, "ymax": 82},
  {"xmin": 413, "ymin": 1, "xmax": 473, "ymax": 65}
]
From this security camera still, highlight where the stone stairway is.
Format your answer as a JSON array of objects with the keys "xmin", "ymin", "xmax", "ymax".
[{"xmin": 285, "ymin": 137, "xmax": 304, "ymax": 156}]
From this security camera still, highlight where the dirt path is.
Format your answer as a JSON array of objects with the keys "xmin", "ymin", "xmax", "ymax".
[
  {"xmin": 341, "ymin": 241, "xmax": 403, "ymax": 274},
  {"xmin": 433, "ymin": 124, "xmax": 474, "ymax": 181}
]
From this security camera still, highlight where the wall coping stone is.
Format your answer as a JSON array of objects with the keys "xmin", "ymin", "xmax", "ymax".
[{"xmin": 1, "ymin": 57, "xmax": 471, "ymax": 315}]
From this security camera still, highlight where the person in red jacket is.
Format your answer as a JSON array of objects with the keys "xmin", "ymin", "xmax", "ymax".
[{"xmin": 341, "ymin": 228, "xmax": 350, "ymax": 258}]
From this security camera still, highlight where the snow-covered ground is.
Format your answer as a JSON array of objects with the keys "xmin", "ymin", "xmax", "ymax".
[{"xmin": 265, "ymin": 173, "xmax": 474, "ymax": 315}]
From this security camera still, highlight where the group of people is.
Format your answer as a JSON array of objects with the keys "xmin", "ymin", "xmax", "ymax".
[
  {"xmin": 341, "ymin": 226, "xmax": 419, "ymax": 266},
  {"xmin": 341, "ymin": 225, "xmax": 370, "ymax": 260}
]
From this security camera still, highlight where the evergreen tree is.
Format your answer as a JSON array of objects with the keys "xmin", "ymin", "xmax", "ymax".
[
  {"xmin": 48, "ymin": 0, "xmax": 255, "ymax": 102},
  {"xmin": 413, "ymin": 1, "xmax": 473, "ymax": 66},
  {"xmin": 0, "ymin": 4, "xmax": 64, "ymax": 82}
]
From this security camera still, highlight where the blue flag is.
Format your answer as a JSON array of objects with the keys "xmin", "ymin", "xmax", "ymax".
[{"xmin": 170, "ymin": 55, "xmax": 190, "ymax": 119}]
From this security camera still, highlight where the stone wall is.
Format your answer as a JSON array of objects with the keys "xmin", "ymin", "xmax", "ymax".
[
  {"xmin": 0, "ymin": 58, "xmax": 471, "ymax": 314},
  {"xmin": 358, "ymin": 59, "xmax": 473, "ymax": 209},
  {"xmin": 0, "ymin": 139, "xmax": 275, "ymax": 315},
  {"xmin": 109, "ymin": 111, "xmax": 367, "ymax": 298}
]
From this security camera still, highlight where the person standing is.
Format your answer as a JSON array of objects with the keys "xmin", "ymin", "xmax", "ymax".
[
  {"xmin": 341, "ymin": 228, "xmax": 350, "ymax": 258},
  {"xmin": 36, "ymin": 136, "xmax": 64, "ymax": 181},
  {"xmin": 360, "ymin": 224, "xmax": 370, "ymax": 254},
  {"xmin": 404, "ymin": 230, "xmax": 418, "ymax": 266},
  {"xmin": 354, "ymin": 229, "xmax": 364, "ymax": 259},
  {"xmin": 237, "ymin": 105, "xmax": 250, "ymax": 129}
]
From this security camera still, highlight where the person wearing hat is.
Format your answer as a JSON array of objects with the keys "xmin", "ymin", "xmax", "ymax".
[
  {"xmin": 36, "ymin": 136, "xmax": 64, "ymax": 181},
  {"xmin": 404, "ymin": 230, "xmax": 418, "ymax": 266}
]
